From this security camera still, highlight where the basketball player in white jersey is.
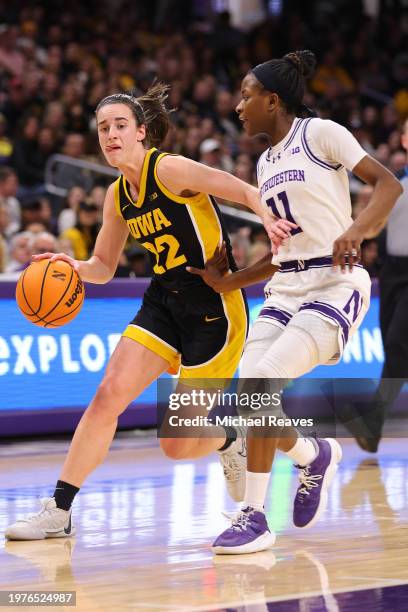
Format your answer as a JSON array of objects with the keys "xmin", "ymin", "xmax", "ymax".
[{"xmin": 189, "ymin": 50, "xmax": 402, "ymax": 554}]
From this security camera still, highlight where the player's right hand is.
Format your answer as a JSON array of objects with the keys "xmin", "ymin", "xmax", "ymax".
[
  {"xmin": 263, "ymin": 212, "xmax": 298, "ymax": 255},
  {"xmin": 32, "ymin": 252, "xmax": 80, "ymax": 273},
  {"xmin": 186, "ymin": 242, "xmax": 228, "ymax": 292}
]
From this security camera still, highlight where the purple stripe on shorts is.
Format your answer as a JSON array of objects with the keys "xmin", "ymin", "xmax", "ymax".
[
  {"xmin": 311, "ymin": 300, "xmax": 352, "ymax": 326},
  {"xmin": 299, "ymin": 302, "xmax": 350, "ymax": 347},
  {"xmin": 259, "ymin": 307, "xmax": 292, "ymax": 326}
]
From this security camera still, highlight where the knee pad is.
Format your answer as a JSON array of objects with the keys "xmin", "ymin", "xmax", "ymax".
[{"xmin": 289, "ymin": 312, "xmax": 340, "ymax": 365}]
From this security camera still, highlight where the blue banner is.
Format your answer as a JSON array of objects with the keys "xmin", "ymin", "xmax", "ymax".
[{"xmin": 1, "ymin": 295, "xmax": 383, "ymax": 412}]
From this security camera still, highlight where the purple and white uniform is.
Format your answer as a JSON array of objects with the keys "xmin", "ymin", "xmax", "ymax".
[{"xmin": 255, "ymin": 117, "xmax": 371, "ymax": 363}]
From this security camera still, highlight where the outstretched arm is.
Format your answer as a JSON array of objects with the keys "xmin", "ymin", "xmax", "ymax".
[
  {"xmin": 157, "ymin": 154, "xmax": 266, "ymax": 219},
  {"xmin": 187, "ymin": 243, "xmax": 278, "ymax": 293}
]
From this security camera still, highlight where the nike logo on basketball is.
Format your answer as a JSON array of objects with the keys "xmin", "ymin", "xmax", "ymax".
[
  {"xmin": 122, "ymin": 203, "xmax": 132, "ymax": 212},
  {"xmin": 205, "ymin": 316, "xmax": 222, "ymax": 322},
  {"xmin": 51, "ymin": 271, "xmax": 66, "ymax": 281}
]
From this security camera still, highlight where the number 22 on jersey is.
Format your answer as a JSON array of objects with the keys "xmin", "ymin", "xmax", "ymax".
[{"xmin": 142, "ymin": 234, "xmax": 187, "ymax": 274}]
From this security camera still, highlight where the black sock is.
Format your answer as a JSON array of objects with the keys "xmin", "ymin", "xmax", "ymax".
[
  {"xmin": 218, "ymin": 426, "xmax": 237, "ymax": 451},
  {"xmin": 53, "ymin": 480, "xmax": 80, "ymax": 511}
]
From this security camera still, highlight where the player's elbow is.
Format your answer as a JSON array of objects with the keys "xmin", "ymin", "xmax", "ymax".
[
  {"xmin": 395, "ymin": 178, "xmax": 403, "ymax": 198},
  {"xmin": 381, "ymin": 173, "xmax": 403, "ymax": 200}
]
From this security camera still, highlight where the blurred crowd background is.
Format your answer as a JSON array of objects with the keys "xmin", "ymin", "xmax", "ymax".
[{"xmin": 0, "ymin": 0, "xmax": 407, "ymax": 277}]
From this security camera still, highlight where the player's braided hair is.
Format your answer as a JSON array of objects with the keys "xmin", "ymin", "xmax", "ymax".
[
  {"xmin": 96, "ymin": 81, "xmax": 172, "ymax": 148},
  {"xmin": 251, "ymin": 50, "xmax": 316, "ymax": 116}
]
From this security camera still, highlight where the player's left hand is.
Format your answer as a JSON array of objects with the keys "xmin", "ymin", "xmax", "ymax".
[
  {"xmin": 186, "ymin": 242, "xmax": 228, "ymax": 292},
  {"xmin": 332, "ymin": 226, "xmax": 363, "ymax": 272}
]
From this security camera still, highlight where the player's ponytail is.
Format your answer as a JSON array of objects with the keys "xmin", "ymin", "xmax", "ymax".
[
  {"xmin": 251, "ymin": 49, "xmax": 317, "ymax": 115},
  {"xmin": 96, "ymin": 81, "xmax": 173, "ymax": 148},
  {"xmin": 136, "ymin": 81, "xmax": 172, "ymax": 148}
]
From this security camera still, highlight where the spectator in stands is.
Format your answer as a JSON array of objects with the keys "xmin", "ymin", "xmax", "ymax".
[
  {"xmin": 11, "ymin": 115, "xmax": 46, "ymax": 196},
  {"xmin": 0, "ymin": 114, "xmax": 13, "ymax": 166},
  {"xmin": 53, "ymin": 133, "xmax": 93, "ymax": 193},
  {"xmin": 88, "ymin": 185, "xmax": 106, "ymax": 222},
  {"xmin": 60, "ymin": 201, "xmax": 100, "ymax": 260},
  {"xmin": 390, "ymin": 150, "xmax": 407, "ymax": 174},
  {"xmin": 57, "ymin": 185, "xmax": 87, "ymax": 234},
  {"xmin": 214, "ymin": 90, "xmax": 240, "ymax": 139},
  {"xmin": 352, "ymin": 184, "xmax": 374, "ymax": 220},
  {"xmin": 233, "ymin": 153, "xmax": 255, "ymax": 185},
  {"xmin": 199, "ymin": 138, "xmax": 233, "ymax": 172},
  {"xmin": 0, "ymin": 25, "xmax": 25, "ymax": 78},
  {"xmin": 310, "ymin": 50, "xmax": 354, "ymax": 97},
  {"xmin": 31, "ymin": 231, "xmax": 59, "ymax": 255},
  {"xmin": 0, "ymin": 167, "xmax": 21, "ymax": 237},
  {"xmin": 230, "ymin": 230, "xmax": 250, "ymax": 269},
  {"xmin": 20, "ymin": 198, "xmax": 52, "ymax": 233},
  {"xmin": 179, "ymin": 127, "xmax": 202, "ymax": 161},
  {"xmin": 5, "ymin": 231, "xmax": 33, "ymax": 273}
]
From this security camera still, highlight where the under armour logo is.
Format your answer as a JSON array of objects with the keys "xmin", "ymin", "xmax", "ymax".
[{"xmin": 149, "ymin": 192, "xmax": 158, "ymax": 201}]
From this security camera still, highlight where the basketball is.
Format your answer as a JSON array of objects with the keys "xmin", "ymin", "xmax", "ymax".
[{"xmin": 15, "ymin": 259, "xmax": 85, "ymax": 327}]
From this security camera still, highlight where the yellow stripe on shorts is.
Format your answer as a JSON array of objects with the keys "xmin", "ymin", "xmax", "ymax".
[
  {"xmin": 123, "ymin": 324, "xmax": 180, "ymax": 373},
  {"xmin": 179, "ymin": 288, "xmax": 247, "ymax": 380}
]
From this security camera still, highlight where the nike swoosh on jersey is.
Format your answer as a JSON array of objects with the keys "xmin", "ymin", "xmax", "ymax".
[{"xmin": 205, "ymin": 316, "xmax": 222, "ymax": 322}]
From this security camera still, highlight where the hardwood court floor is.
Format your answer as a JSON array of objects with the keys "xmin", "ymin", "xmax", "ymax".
[{"xmin": 1, "ymin": 434, "xmax": 408, "ymax": 611}]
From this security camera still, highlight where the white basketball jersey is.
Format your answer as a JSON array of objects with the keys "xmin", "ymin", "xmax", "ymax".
[{"xmin": 257, "ymin": 117, "xmax": 367, "ymax": 264}]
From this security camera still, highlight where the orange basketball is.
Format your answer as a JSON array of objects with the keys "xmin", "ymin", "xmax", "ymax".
[{"xmin": 16, "ymin": 259, "xmax": 85, "ymax": 327}]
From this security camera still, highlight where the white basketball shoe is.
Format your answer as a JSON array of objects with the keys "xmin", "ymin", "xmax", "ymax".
[
  {"xmin": 218, "ymin": 427, "xmax": 247, "ymax": 502},
  {"xmin": 5, "ymin": 497, "xmax": 75, "ymax": 541}
]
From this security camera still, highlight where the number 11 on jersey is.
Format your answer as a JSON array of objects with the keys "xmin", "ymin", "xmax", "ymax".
[{"xmin": 266, "ymin": 190, "xmax": 303, "ymax": 235}]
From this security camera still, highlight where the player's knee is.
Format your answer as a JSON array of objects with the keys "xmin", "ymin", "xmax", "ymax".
[
  {"xmin": 89, "ymin": 376, "xmax": 127, "ymax": 419},
  {"xmin": 160, "ymin": 438, "xmax": 195, "ymax": 460}
]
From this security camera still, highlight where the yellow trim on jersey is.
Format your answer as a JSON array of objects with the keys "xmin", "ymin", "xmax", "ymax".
[
  {"xmin": 186, "ymin": 195, "xmax": 223, "ymax": 263},
  {"xmin": 122, "ymin": 324, "xmax": 180, "ymax": 372},
  {"xmin": 113, "ymin": 177, "xmax": 121, "ymax": 216},
  {"xmin": 180, "ymin": 289, "xmax": 247, "ymax": 379},
  {"xmin": 122, "ymin": 148, "xmax": 156, "ymax": 209},
  {"xmin": 153, "ymin": 152, "xmax": 204, "ymax": 205}
]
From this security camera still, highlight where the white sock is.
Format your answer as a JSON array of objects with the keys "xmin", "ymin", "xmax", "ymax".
[
  {"xmin": 243, "ymin": 471, "xmax": 270, "ymax": 512},
  {"xmin": 285, "ymin": 437, "xmax": 317, "ymax": 467}
]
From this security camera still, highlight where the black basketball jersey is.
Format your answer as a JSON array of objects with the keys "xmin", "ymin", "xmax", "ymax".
[{"xmin": 113, "ymin": 147, "xmax": 236, "ymax": 290}]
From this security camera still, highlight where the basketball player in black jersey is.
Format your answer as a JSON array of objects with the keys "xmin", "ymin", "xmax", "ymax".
[{"xmin": 5, "ymin": 82, "xmax": 286, "ymax": 542}]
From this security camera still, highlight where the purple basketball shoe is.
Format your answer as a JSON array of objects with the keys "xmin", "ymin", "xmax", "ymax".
[
  {"xmin": 293, "ymin": 438, "xmax": 342, "ymax": 529},
  {"xmin": 212, "ymin": 507, "xmax": 276, "ymax": 555}
]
